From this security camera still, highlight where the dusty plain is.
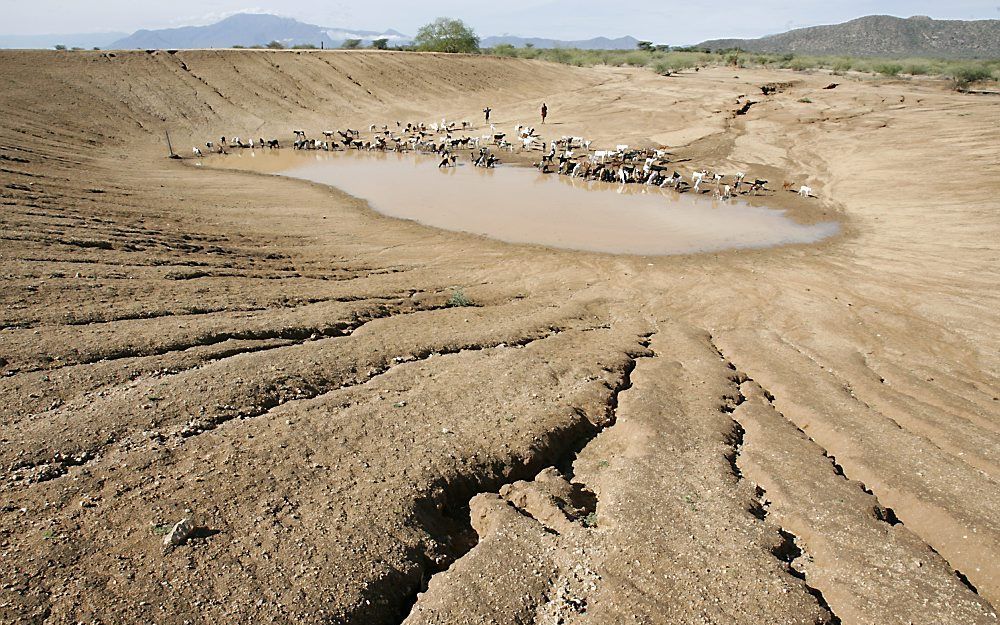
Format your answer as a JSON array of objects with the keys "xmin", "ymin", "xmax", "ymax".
[{"xmin": 0, "ymin": 49, "xmax": 997, "ymax": 624}]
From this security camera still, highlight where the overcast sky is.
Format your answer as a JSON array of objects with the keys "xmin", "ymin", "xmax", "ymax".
[{"xmin": 3, "ymin": 0, "xmax": 999, "ymax": 43}]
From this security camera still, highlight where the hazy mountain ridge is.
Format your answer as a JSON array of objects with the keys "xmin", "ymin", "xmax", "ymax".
[
  {"xmin": 481, "ymin": 35, "xmax": 639, "ymax": 50},
  {"xmin": 699, "ymin": 15, "xmax": 1000, "ymax": 59},
  {"xmin": 8, "ymin": 13, "xmax": 997, "ymax": 57},
  {"xmin": 0, "ymin": 32, "xmax": 127, "ymax": 50},
  {"xmin": 110, "ymin": 14, "xmax": 409, "ymax": 49},
  {"xmin": 109, "ymin": 14, "xmax": 640, "ymax": 51}
]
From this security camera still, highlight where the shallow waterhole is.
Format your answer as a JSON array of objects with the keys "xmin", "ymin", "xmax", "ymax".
[{"xmin": 203, "ymin": 150, "xmax": 838, "ymax": 256}]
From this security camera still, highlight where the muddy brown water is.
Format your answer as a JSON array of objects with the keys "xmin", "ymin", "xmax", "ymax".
[{"xmin": 203, "ymin": 150, "xmax": 838, "ymax": 255}]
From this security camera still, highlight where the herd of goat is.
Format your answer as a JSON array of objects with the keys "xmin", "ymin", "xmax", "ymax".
[{"xmin": 194, "ymin": 119, "xmax": 815, "ymax": 199}]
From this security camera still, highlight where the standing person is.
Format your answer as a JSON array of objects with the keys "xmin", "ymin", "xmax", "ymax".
[
  {"xmin": 483, "ymin": 107, "xmax": 492, "ymax": 124},
  {"xmin": 541, "ymin": 102, "xmax": 548, "ymax": 124}
]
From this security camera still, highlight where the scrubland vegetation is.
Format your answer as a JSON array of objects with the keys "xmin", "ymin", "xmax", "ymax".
[{"xmin": 484, "ymin": 44, "xmax": 1000, "ymax": 88}]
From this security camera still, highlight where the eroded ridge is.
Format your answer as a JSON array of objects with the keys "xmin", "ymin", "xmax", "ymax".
[
  {"xmin": 0, "ymin": 306, "xmax": 664, "ymax": 624},
  {"xmin": 403, "ymin": 322, "xmax": 838, "ymax": 625},
  {"xmin": 710, "ymin": 337, "xmax": 996, "ymax": 624},
  {"xmin": 712, "ymin": 330, "xmax": 1000, "ymax": 606}
]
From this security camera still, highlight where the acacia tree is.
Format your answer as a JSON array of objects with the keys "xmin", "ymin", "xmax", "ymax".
[
  {"xmin": 371, "ymin": 38, "xmax": 389, "ymax": 50},
  {"xmin": 413, "ymin": 18, "xmax": 479, "ymax": 53}
]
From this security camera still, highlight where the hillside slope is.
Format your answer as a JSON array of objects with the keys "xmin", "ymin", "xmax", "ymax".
[{"xmin": 700, "ymin": 15, "xmax": 1000, "ymax": 58}]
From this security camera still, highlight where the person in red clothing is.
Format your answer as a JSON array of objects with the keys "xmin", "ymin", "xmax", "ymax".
[{"xmin": 541, "ymin": 102, "xmax": 548, "ymax": 124}]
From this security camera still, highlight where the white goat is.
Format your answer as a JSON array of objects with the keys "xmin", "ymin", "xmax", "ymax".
[{"xmin": 799, "ymin": 185, "xmax": 813, "ymax": 197}]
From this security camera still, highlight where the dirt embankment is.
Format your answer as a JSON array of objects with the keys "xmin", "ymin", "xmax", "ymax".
[{"xmin": 0, "ymin": 50, "xmax": 997, "ymax": 625}]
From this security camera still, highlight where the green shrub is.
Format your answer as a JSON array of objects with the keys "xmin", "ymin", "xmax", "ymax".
[
  {"xmin": 547, "ymin": 48, "xmax": 574, "ymax": 64},
  {"xmin": 265, "ymin": 40, "xmax": 285, "ymax": 49},
  {"xmin": 951, "ymin": 64, "xmax": 993, "ymax": 87},
  {"xmin": 831, "ymin": 59, "xmax": 853, "ymax": 73},
  {"xmin": 787, "ymin": 57, "xmax": 815, "ymax": 71},
  {"xmin": 654, "ymin": 57, "xmax": 695, "ymax": 74},
  {"xmin": 903, "ymin": 63, "xmax": 930, "ymax": 75},
  {"xmin": 623, "ymin": 52, "xmax": 649, "ymax": 67},
  {"xmin": 520, "ymin": 46, "xmax": 540, "ymax": 60},
  {"xmin": 652, "ymin": 60, "xmax": 673, "ymax": 75},
  {"xmin": 488, "ymin": 43, "xmax": 517, "ymax": 57},
  {"xmin": 446, "ymin": 289, "xmax": 473, "ymax": 308},
  {"xmin": 873, "ymin": 62, "xmax": 903, "ymax": 76}
]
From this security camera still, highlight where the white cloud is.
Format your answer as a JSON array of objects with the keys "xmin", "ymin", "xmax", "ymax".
[{"xmin": 169, "ymin": 7, "xmax": 277, "ymax": 27}]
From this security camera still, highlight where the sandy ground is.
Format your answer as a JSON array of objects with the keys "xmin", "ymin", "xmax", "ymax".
[{"xmin": 0, "ymin": 49, "xmax": 997, "ymax": 625}]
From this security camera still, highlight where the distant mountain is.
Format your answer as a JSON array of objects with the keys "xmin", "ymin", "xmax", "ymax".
[
  {"xmin": 6, "ymin": 13, "xmax": 641, "ymax": 53},
  {"xmin": 481, "ymin": 35, "xmax": 639, "ymax": 50},
  {"xmin": 698, "ymin": 15, "xmax": 1000, "ymax": 59},
  {"xmin": 0, "ymin": 32, "xmax": 127, "ymax": 50},
  {"xmin": 110, "ymin": 13, "xmax": 409, "ymax": 50}
]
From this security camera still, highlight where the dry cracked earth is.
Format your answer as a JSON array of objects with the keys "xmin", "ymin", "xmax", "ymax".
[{"xmin": 0, "ymin": 49, "xmax": 997, "ymax": 625}]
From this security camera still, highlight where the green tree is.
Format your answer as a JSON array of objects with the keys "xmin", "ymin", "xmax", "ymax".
[
  {"xmin": 54, "ymin": 44, "xmax": 66, "ymax": 51},
  {"xmin": 341, "ymin": 38, "xmax": 362, "ymax": 49},
  {"xmin": 637, "ymin": 41, "xmax": 653, "ymax": 51},
  {"xmin": 371, "ymin": 38, "xmax": 389, "ymax": 50},
  {"xmin": 265, "ymin": 40, "xmax": 285, "ymax": 49},
  {"xmin": 413, "ymin": 17, "xmax": 479, "ymax": 53}
]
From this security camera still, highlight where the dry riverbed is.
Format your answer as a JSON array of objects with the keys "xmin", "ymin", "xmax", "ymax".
[{"xmin": 0, "ymin": 49, "xmax": 997, "ymax": 625}]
